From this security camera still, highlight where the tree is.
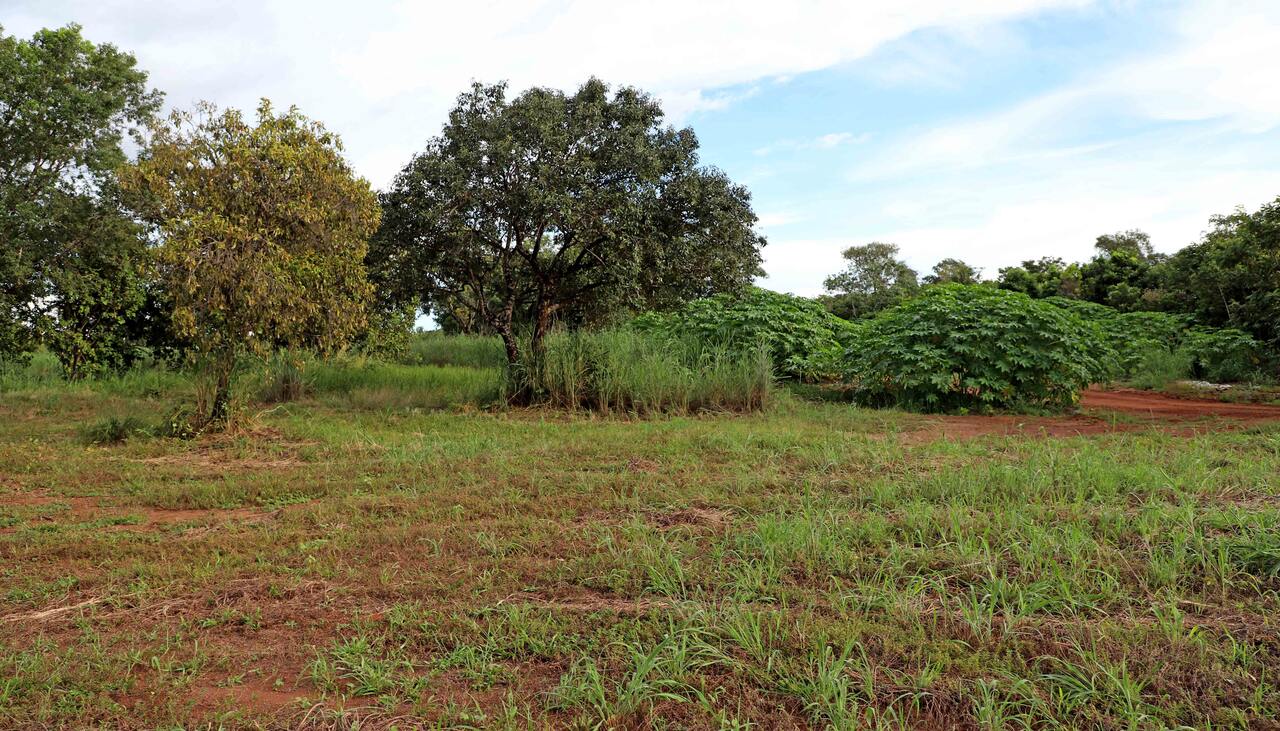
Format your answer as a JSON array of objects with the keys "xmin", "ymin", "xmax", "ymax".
[
  {"xmin": 1094, "ymin": 229, "xmax": 1155, "ymax": 261},
  {"xmin": 120, "ymin": 101, "xmax": 379, "ymax": 425},
  {"xmin": 0, "ymin": 24, "xmax": 161, "ymax": 368},
  {"xmin": 923, "ymin": 258, "xmax": 982, "ymax": 286},
  {"xmin": 1079, "ymin": 230, "xmax": 1166, "ymax": 312},
  {"xmin": 821, "ymin": 242, "xmax": 919, "ymax": 319},
  {"xmin": 370, "ymin": 79, "xmax": 765, "ymax": 370},
  {"xmin": 1162, "ymin": 197, "xmax": 1280, "ymax": 347},
  {"xmin": 996, "ymin": 257, "xmax": 1081, "ymax": 299}
]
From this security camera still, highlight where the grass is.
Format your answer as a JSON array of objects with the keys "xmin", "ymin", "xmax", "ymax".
[
  {"xmin": 1, "ymin": 355, "xmax": 1279, "ymax": 728},
  {"xmin": 522, "ymin": 329, "xmax": 773, "ymax": 414}
]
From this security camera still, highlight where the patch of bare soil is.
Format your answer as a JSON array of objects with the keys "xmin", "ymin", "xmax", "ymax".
[
  {"xmin": 650, "ymin": 506, "xmax": 732, "ymax": 530},
  {"xmin": 1082, "ymin": 388, "xmax": 1280, "ymax": 420},
  {"xmin": 906, "ymin": 388, "xmax": 1280, "ymax": 443}
]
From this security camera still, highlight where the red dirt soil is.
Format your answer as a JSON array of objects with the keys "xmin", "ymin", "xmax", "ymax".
[
  {"xmin": 913, "ymin": 388, "xmax": 1280, "ymax": 443},
  {"xmin": 1080, "ymin": 388, "xmax": 1280, "ymax": 419}
]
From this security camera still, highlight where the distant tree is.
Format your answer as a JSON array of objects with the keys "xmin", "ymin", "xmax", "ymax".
[
  {"xmin": 120, "ymin": 101, "xmax": 379, "ymax": 425},
  {"xmin": 821, "ymin": 242, "xmax": 919, "ymax": 319},
  {"xmin": 924, "ymin": 257, "xmax": 982, "ymax": 286},
  {"xmin": 1080, "ymin": 230, "xmax": 1165, "ymax": 311},
  {"xmin": 1162, "ymin": 197, "xmax": 1280, "ymax": 346},
  {"xmin": 370, "ymin": 79, "xmax": 765, "ymax": 370},
  {"xmin": 0, "ymin": 24, "xmax": 161, "ymax": 369},
  {"xmin": 997, "ymin": 257, "xmax": 1081, "ymax": 299},
  {"xmin": 1094, "ymin": 229, "xmax": 1155, "ymax": 261}
]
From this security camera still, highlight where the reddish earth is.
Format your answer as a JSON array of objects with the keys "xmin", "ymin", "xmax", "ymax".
[
  {"xmin": 913, "ymin": 388, "xmax": 1280, "ymax": 442},
  {"xmin": 1081, "ymin": 388, "xmax": 1280, "ymax": 419}
]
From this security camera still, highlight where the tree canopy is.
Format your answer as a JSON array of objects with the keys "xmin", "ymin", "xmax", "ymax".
[
  {"xmin": 120, "ymin": 101, "xmax": 379, "ymax": 423},
  {"xmin": 0, "ymin": 24, "xmax": 161, "ymax": 369},
  {"xmin": 1161, "ymin": 197, "xmax": 1280, "ymax": 346},
  {"xmin": 923, "ymin": 257, "xmax": 982, "ymax": 286},
  {"xmin": 820, "ymin": 242, "xmax": 919, "ymax": 319},
  {"xmin": 370, "ymin": 79, "xmax": 765, "ymax": 365}
]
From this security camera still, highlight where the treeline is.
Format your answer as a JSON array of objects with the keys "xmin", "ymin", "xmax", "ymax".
[
  {"xmin": 817, "ymin": 215, "xmax": 1280, "ymax": 350},
  {"xmin": 1, "ymin": 25, "xmax": 766, "ymax": 427},
  {"xmin": 4, "ymin": 24, "xmax": 1279, "ymax": 425}
]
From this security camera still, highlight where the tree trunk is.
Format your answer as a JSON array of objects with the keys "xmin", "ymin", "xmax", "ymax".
[{"xmin": 207, "ymin": 356, "xmax": 234, "ymax": 427}]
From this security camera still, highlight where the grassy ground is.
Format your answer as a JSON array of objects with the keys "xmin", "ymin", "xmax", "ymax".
[{"xmin": 2, "ymin": 369, "xmax": 1279, "ymax": 729}]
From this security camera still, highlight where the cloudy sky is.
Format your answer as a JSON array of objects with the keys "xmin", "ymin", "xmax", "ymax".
[{"xmin": 7, "ymin": 0, "xmax": 1280, "ymax": 295}]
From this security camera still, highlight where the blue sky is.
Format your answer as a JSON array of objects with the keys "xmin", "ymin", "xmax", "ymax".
[{"xmin": 8, "ymin": 0, "xmax": 1280, "ymax": 296}]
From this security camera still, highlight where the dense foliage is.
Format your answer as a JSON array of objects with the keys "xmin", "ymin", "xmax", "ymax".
[
  {"xmin": 1042, "ymin": 297, "xmax": 1267, "ymax": 383},
  {"xmin": 120, "ymin": 101, "xmax": 379, "ymax": 424},
  {"xmin": 0, "ymin": 24, "xmax": 161, "ymax": 372},
  {"xmin": 1162, "ymin": 197, "xmax": 1280, "ymax": 347},
  {"xmin": 820, "ymin": 242, "xmax": 919, "ymax": 319},
  {"xmin": 371, "ymin": 79, "xmax": 765, "ymax": 368},
  {"xmin": 847, "ymin": 285, "xmax": 1104, "ymax": 412},
  {"xmin": 633, "ymin": 287, "xmax": 856, "ymax": 380}
]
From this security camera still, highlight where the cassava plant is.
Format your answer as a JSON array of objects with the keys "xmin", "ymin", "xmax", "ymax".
[{"xmin": 846, "ymin": 284, "xmax": 1105, "ymax": 412}]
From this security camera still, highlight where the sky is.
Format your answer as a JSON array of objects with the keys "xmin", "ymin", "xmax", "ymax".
[{"xmin": 6, "ymin": 0, "xmax": 1280, "ymax": 296}]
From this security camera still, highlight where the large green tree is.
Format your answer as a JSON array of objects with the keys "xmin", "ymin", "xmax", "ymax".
[
  {"xmin": 120, "ymin": 101, "xmax": 379, "ymax": 424},
  {"xmin": 997, "ymin": 257, "xmax": 1081, "ymax": 299},
  {"xmin": 923, "ymin": 257, "xmax": 982, "ymax": 286},
  {"xmin": 0, "ymin": 24, "xmax": 161, "ymax": 369},
  {"xmin": 820, "ymin": 242, "xmax": 919, "ymax": 319},
  {"xmin": 1162, "ymin": 197, "xmax": 1280, "ymax": 346},
  {"xmin": 1079, "ymin": 229, "xmax": 1165, "ymax": 311},
  {"xmin": 370, "ymin": 79, "xmax": 765, "ymax": 366}
]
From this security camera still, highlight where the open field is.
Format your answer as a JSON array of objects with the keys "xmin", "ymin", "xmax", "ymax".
[{"xmin": 3, "ymin": 378, "xmax": 1280, "ymax": 730}]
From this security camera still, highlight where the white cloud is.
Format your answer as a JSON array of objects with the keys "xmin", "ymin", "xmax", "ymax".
[
  {"xmin": 853, "ymin": 0, "xmax": 1280, "ymax": 181},
  {"xmin": 6, "ymin": 0, "xmax": 1090, "ymax": 187},
  {"xmin": 755, "ymin": 131, "xmax": 870, "ymax": 156}
]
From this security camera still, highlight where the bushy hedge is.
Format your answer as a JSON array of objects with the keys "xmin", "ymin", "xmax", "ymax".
[
  {"xmin": 847, "ymin": 285, "xmax": 1104, "ymax": 412},
  {"xmin": 632, "ymin": 287, "xmax": 856, "ymax": 380},
  {"xmin": 1044, "ymin": 297, "xmax": 1269, "ymax": 383}
]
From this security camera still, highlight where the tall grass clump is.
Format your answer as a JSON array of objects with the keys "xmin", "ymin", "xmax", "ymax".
[
  {"xmin": 518, "ymin": 329, "xmax": 772, "ymax": 415},
  {"xmin": 401, "ymin": 332, "xmax": 507, "ymax": 368},
  {"xmin": 255, "ymin": 352, "xmax": 505, "ymax": 411}
]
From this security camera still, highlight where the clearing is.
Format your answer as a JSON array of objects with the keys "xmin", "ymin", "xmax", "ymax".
[{"xmin": 2, "ymin": 387, "xmax": 1279, "ymax": 729}]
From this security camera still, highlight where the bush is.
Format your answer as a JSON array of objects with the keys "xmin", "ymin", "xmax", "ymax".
[
  {"xmin": 846, "ymin": 285, "xmax": 1104, "ymax": 412},
  {"xmin": 632, "ymin": 287, "xmax": 855, "ymax": 380},
  {"xmin": 1044, "ymin": 298, "xmax": 1273, "ymax": 384},
  {"xmin": 1181, "ymin": 327, "xmax": 1268, "ymax": 383},
  {"xmin": 518, "ymin": 329, "xmax": 771, "ymax": 415},
  {"xmin": 1127, "ymin": 347, "xmax": 1193, "ymax": 391}
]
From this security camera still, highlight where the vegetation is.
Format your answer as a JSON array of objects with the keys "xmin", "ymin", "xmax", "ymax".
[
  {"xmin": 845, "ymin": 285, "xmax": 1103, "ymax": 412},
  {"xmin": 819, "ymin": 242, "xmax": 919, "ymax": 320},
  {"xmin": 632, "ymin": 287, "xmax": 856, "ymax": 380},
  {"xmin": 0, "ymin": 24, "xmax": 161, "ymax": 373},
  {"xmin": 119, "ymin": 101, "xmax": 380, "ymax": 427},
  {"xmin": 517, "ymin": 329, "xmax": 772, "ymax": 414},
  {"xmin": 3, "ymin": 359, "xmax": 1280, "ymax": 728},
  {"xmin": 370, "ymin": 79, "xmax": 765, "ymax": 370}
]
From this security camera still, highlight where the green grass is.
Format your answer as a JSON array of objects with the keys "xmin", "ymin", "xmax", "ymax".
[
  {"xmin": 1, "ymin": 360, "xmax": 1279, "ymax": 729},
  {"xmin": 402, "ymin": 332, "xmax": 508, "ymax": 369},
  {"xmin": 522, "ymin": 329, "xmax": 773, "ymax": 414}
]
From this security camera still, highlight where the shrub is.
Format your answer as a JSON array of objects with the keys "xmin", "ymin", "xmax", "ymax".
[
  {"xmin": 632, "ymin": 287, "xmax": 854, "ymax": 380},
  {"xmin": 846, "ymin": 285, "xmax": 1104, "ymax": 412},
  {"xmin": 1127, "ymin": 347, "xmax": 1193, "ymax": 391},
  {"xmin": 1181, "ymin": 327, "xmax": 1267, "ymax": 383},
  {"xmin": 518, "ymin": 329, "xmax": 771, "ymax": 415},
  {"xmin": 1044, "ymin": 297, "xmax": 1273, "ymax": 384}
]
